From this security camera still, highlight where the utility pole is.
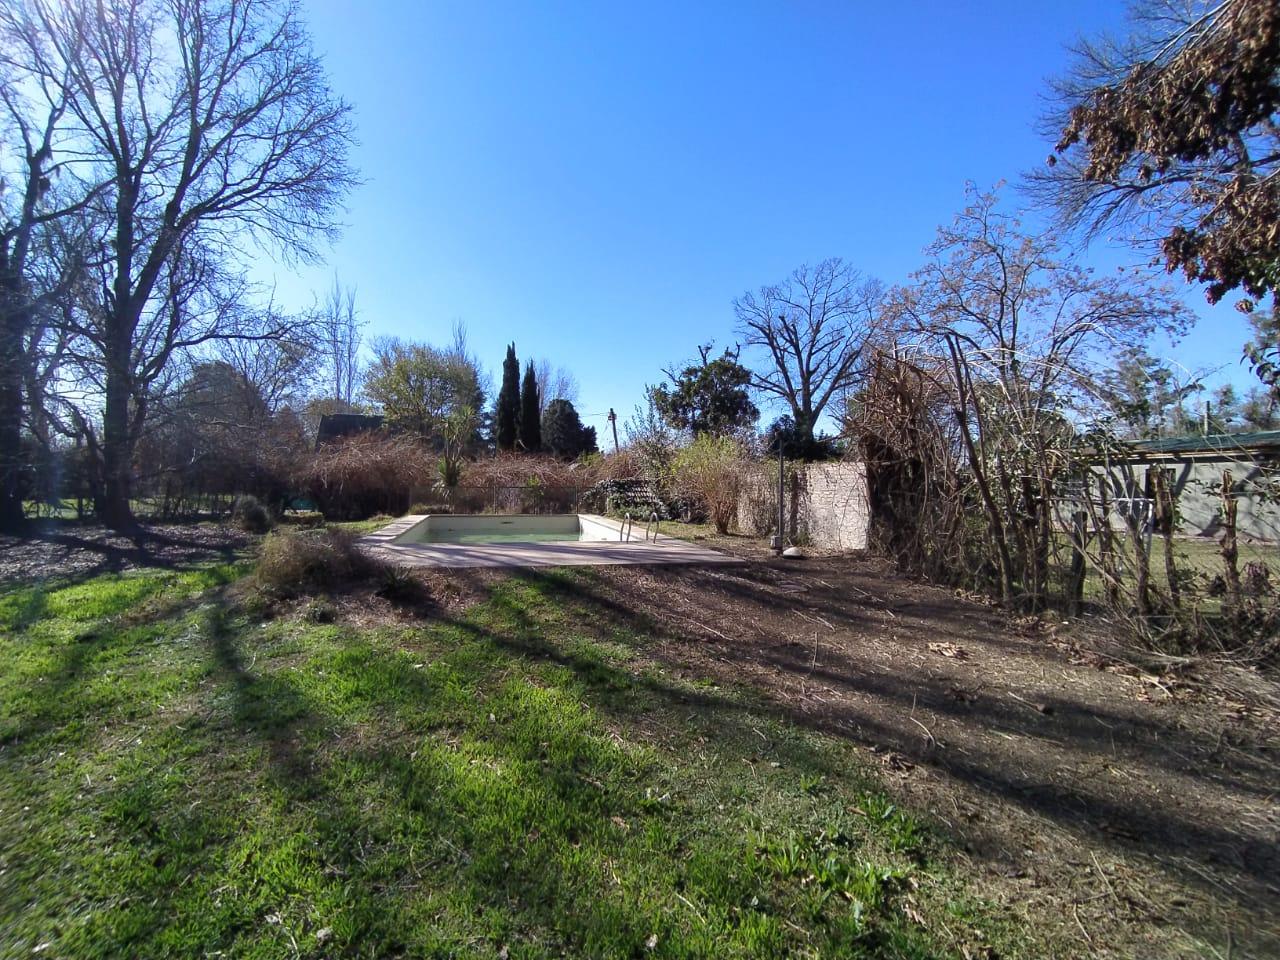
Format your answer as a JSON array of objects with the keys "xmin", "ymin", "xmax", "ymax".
[{"xmin": 607, "ymin": 408, "xmax": 619, "ymax": 453}]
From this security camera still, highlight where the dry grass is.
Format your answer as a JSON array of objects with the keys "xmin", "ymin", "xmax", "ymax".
[{"xmin": 255, "ymin": 528, "xmax": 380, "ymax": 597}]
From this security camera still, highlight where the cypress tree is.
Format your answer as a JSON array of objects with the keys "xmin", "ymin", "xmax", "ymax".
[
  {"xmin": 519, "ymin": 361, "xmax": 541, "ymax": 452},
  {"xmin": 542, "ymin": 399, "xmax": 597, "ymax": 459},
  {"xmin": 495, "ymin": 343, "xmax": 519, "ymax": 451}
]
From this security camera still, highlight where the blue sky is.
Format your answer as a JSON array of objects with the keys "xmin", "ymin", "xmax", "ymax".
[{"xmin": 266, "ymin": 1, "xmax": 1257, "ymax": 438}]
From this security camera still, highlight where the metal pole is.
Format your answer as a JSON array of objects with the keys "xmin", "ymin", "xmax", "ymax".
[
  {"xmin": 776, "ymin": 440, "xmax": 785, "ymax": 556},
  {"xmin": 608, "ymin": 408, "xmax": 619, "ymax": 453}
]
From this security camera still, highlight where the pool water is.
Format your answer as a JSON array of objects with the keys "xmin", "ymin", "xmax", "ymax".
[
  {"xmin": 421, "ymin": 530, "xmax": 582, "ymax": 544},
  {"xmin": 393, "ymin": 514, "xmax": 619, "ymax": 546}
]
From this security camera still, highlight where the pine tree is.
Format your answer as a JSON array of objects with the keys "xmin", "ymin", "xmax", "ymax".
[
  {"xmin": 495, "ymin": 344, "xmax": 520, "ymax": 451},
  {"xmin": 519, "ymin": 361, "xmax": 541, "ymax": 452}
]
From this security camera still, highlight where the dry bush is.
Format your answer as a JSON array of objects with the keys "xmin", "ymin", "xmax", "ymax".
[
  {"xmin": 256, "ymin": 528, "xmax": 377, "ymax": 596},
  {"xmin": 736, "ymin": 464, "xmax": 784, "ymax": 536},
  {"xmin": 671, "ymin": 435, "xmax": 744, "ymax": 534},
  {"xmin": 447, "ymin": 454, "xmax": 635, "ymax": 513},
  {"xmin": 589, "ymin": 448, "xmax": 642, "ymax": 481},
  {"xmin": 231, "ymin": 495, "xmax": 274, "ymax": 533},
  {"xmin": 460, "ymin": 453, "xmax": 602, "ymax": 489},
  {"xmin": 279, "ymin": 510, "xmax": 325, "ymax": 528},
  {"xmin": 295, "ymin": 433, "xmax": 434, "ymax": 520}
]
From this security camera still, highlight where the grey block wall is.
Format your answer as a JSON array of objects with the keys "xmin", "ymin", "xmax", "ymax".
[
  {"xmin": 737, "ymin": 461, "xmax": 870, "ymax": 551},
  {"xmin": 1090, "ymin": 455, "xmax": 1279, "ymax": 541}
]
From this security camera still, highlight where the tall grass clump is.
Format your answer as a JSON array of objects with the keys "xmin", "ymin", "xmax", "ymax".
[{"xmin": 256, "ymin": 528, "xmax": 376, "ymax": 597}]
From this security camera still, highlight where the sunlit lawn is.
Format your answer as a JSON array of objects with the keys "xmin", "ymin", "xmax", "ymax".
[{"xmin": 0, "ymin": 561, "xmax": 1039, "ymax": 959}]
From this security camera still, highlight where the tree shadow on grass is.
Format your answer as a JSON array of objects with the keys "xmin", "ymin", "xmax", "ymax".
[
  {"xmin": 0, "ymin": 524, "xmax": 250, "ymax": 590},
  {"xmin": 190, "ymin": 589, "xmax": 940, "ymax": 959},
  {"xmin": 495, "ymin": 565, "xmax": 1280, "ymax": 928}
]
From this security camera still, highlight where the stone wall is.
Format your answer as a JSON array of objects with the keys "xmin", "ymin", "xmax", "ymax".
[
  {"xmin": 737, "ymin": 461, "xmax": 869, "ymax": 551},
  {"xmin": 798, "ymin": 462, "xmax": 871, "ymax": 551}
]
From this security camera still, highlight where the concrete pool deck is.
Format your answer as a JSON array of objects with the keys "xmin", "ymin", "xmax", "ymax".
[{"xmin": 359, "ymin": 514, "xmax": 743, "ymax": 569}]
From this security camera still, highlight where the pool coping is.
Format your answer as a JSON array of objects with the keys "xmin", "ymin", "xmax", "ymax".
[{"xmin": 358, "ymin": 513, "xmax": 743, "ymax": 569}]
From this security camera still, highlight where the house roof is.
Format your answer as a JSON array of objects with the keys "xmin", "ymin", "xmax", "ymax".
[
  {"xmin": 315, "ymin": 413, "xmax": 384, "ymax": 446},
  {"xmin": 1124, "ymin": 430, "xmax": 1280, "ymax": 457}
]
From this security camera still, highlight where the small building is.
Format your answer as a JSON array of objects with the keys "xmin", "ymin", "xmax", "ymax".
[
  {"xmin": 1093, "ymin": 430, "xmax": 1280, "ymax": 541},
  {"xmin": 315, "ymin": 413, "xmax": 384, "ymax": 448}
]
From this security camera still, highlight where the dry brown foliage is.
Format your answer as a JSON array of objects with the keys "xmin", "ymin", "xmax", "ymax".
[
  {"xmin": 1051, "ymin": 0, "xmax": 1280, "ymax": 306},
  {"xmin": 255, "ymin": 528, "xmax": 379, "ymax": 596},
  {"xmin": 296, "ymin": 433, "xmax": 434, "ymax": 519}
]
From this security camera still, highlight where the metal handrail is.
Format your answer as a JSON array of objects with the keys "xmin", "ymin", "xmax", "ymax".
[{"xmin": 645, "ymin": 510, "xmax": 659, "ymax": 542}]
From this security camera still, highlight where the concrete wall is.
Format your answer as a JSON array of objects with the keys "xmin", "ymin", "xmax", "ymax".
[{"xmin": 737, "ymin": 461, "xmax": 870, "ymax": 551}]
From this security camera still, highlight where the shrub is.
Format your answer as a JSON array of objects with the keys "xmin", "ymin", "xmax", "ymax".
[
  {"xmin": 671, "ymin": 435, "xmax": 745, "ymax": 534},
  {"xmin": 256, "ymin": 528, "xmax": 375, "ymax": 597},
  {"xmin": 232, "ymin": 494, "xmax": 274, "ymax": 533},
  {"xmin": 295, "ymin": 433, "xmax": 434, "ymax": 520},
  {"xmin": 279, "ymin": 510, "xmax": 325, "ymax": 528},
  {"xmin": 737, "ymin": 466, "xmax": 778, "ymax": 536},
  {"xmin": 375, "ymin": 564, "xmax": 426, "ymax": 603}
]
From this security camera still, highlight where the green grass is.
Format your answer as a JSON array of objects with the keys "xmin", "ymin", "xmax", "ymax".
[
  {"xmin": 0, "ymin": 563, "xmax": 1031, "ymax": 959},
  {"xmin": 329, "ymin": 515, "xmax": 400, "ymax": 535},
  {"xmin": 1061, "ymin": 531, "xmax": 1276, "ymax": 609}
]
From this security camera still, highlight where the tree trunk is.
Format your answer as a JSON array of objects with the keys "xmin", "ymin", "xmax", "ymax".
[
  {"xmin": 1153, "ymin": 467, "xmax": 1181, "ymax": 609},
  {"xmin": 1127, "ymin": 508, "xmax": 1151, "ymax": 618},
  {"xmin": 0, "ymin": 270, "xmax": 28, "ymax": 533},
  {"xmin": 1068, "ymin": 510, "xmax": 1088, "ymax": 616},
  {"xmin": 97, "ymin": 337, "xmax": 137, "ymax": 531},
  {"xmin": 1096, "ymin": 478, "xmax": 1121, "ymax": 609},
  {"xmin": 0, "ymin": 321, "xmax": 24, "ymax": 532}
]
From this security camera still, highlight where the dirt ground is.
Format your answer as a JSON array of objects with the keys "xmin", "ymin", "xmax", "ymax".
[{"xmin": 557, "ymin": 537, "xmax": 1280, "ymax": 959}]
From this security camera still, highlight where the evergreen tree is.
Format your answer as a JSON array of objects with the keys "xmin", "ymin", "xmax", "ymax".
[
  {"xmin": 652, "ymin": 344, "xmax": 759, "ymax": 436},
  {"xmin": 542, "ymin": 399, "xmax": 598, "ymax": 459},
  {"xmin": 519, "ymin": 361, "xmax": 542, "ymax": 451},
  {"xmin": 495, "ymin": 344, "xmax": 520, "ymax": 451}
]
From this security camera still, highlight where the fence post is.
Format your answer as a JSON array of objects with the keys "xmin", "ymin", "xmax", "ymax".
[
  {"xmin": 1153, "ymin": 467, "xmax": 1181, "ymax": 609},
  {"xmin": 1220, "ymin": 469, "xmax": 1241, "ymax": 611},
  {"xmin": 1068, "ymin": 510, "xmax": 1088, "ymax": 616}
]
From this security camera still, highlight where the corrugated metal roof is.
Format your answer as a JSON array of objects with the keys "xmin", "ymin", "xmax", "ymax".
[{"xmin": 1127, "ymin": 430, "xmax": 1280, "ymax": 455}]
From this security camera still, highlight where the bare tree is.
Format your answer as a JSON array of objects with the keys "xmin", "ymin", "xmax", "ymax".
[
  {"xmin": 216, "ymin": 310, "xmax": 316, "ymax": 416},
  {"xmin": 734, "ymin": 258, "xmax": 883, "ymax": 456},
  {"xmin": 532, "ymin": 357, "xmax": 579, "ymax": 415},
  {"xmin": 317, "ymin": 275, "xmax": 361, "ymax": 407},
  {"xmin": 881, "ymin": 187, "xmax": 1191, "ymax": 608},
  {"xmin": 0, "ymin": 73, "xmax": 102, "ymax": 529},
  {"xmin": 0, "ymin": 0, "xmax": 356, "ymax": 528}
]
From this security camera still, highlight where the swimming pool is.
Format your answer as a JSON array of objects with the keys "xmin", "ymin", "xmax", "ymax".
[
  {"xmin": 392, "ymin": 514, "xmax": 622, "ymax": 545},
  {"xmin": 359, "ymin": 514, "xmax": 741, "ymax": 569}
]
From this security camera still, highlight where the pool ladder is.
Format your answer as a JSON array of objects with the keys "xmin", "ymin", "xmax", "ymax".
[{"xmin": 620, "ymin": 511, "xmax": 661, "ymax": 542}]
